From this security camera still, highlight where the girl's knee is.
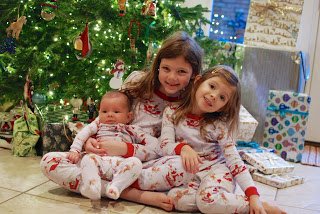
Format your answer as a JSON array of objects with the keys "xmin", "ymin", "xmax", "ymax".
[{"xmin": 127, "ymin": 157, "xmax": 143, "ymax": 171}]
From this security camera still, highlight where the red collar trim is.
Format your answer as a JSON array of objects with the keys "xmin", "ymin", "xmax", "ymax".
[
  {"xmin": 154, "ymin": 89, "xmax": 180, "ymax": 102},
  {"xmin": 186, "ymin": 113, "xmax": 202, "ymax": 120}
]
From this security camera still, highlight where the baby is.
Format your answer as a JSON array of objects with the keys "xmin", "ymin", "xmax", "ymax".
[{"xmin": 67, "ymin": 91, "xmax": 157, "ymax": 200}]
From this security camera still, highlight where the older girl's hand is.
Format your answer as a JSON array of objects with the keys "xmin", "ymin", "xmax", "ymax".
[
  {"xmin": 180, "ymin": 145, "xmax": 203, "ymax": 174},
  {"xmin": 84, "ymin": 137, "xmax": 107, "ymax": 155}
]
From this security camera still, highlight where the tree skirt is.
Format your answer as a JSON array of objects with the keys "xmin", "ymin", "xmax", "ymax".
[{"xmin": 301, "ymin": 145, "xmax": 320, "ymax": 167}]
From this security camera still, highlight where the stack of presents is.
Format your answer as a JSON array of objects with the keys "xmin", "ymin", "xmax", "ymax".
[
  {"xmin": 0, "ymin": 0, "xmax": 312, "ymax": 189},
  {"xmin": 236, "ymin": 0, "xmax": 311, "ymax": 188}
]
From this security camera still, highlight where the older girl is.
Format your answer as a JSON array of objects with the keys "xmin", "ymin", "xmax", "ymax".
[{"xmin": 41, "ymin": 31, "xmax": 203, "ymax": 211}]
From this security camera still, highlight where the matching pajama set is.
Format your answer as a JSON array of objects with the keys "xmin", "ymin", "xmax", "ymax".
[
  {"xmin": 40, "ymin": 72, "xmax": 188, "ymax": 198},
  {"xmin": 70, "ymin": 118, "xmax": 161, "ymax": 200},
  {"xmin": 159, "ymin": 106, "xmax": 259, "ymax": 213}
]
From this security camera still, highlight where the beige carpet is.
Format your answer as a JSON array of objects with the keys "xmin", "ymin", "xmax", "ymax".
[{"xmin": 301, "ymin": 145, "xmax": 320, "ymax": 167}]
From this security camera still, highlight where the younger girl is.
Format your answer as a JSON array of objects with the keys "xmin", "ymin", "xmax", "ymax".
[{"xmin": 159, "ymin": 65, "xmax": 286, "ymax": 213}]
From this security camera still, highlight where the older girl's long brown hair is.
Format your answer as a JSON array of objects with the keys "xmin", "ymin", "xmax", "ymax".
[
  {"xmin": 173, "ymin": 65, "xmax": 241, "ymax": 138},
  {"xmin": 122, "ymin": 31, "xmax": 203, "ymax": 102}
]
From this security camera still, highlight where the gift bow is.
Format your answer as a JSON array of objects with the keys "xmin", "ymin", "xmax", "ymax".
[
  {"xmin": 267, "ymin": 105, "xmax": 309, "ymax": 118},
  {"xmin": 251, "ymin": 0, "xmax": 302, "ymax": 23}
]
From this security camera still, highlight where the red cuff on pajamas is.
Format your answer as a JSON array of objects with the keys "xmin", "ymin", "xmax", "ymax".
[
  {"xmin": 174, "ymin": 143, "xmax": 187, "ymax": 155},
  {"xmin": 123, "ymin": 142, "xmax": 134, "ymax": 158},
  {"xmin": 130, "ymin": 180, "xmax": 141, "ymax": 189},
  {"xmin": 245, "ymin": 186, "xmax": 259, "ymax": 198}
]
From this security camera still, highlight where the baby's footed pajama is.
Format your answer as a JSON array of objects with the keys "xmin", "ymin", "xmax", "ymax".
[{"xmin": 80, "ymin": 154, "xmax": 142, "ymax": 200}]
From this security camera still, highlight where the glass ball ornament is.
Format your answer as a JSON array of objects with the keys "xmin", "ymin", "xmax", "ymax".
[
  {"xmin": 41, "ymin": 10, "xmax": 56, "ymax": 21},
  {"xmin": 40, "ymin": 1, "xmax": 58, "ymax": 21}
]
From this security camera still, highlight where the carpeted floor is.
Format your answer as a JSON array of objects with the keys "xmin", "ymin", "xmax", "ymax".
[{"xmin": 301, "ymin": 145, "xmax": 320, "ymax": 167}]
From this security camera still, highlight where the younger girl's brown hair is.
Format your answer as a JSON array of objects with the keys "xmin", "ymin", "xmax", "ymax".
[{"xmin": 173, "ymin": 65, "xmax": 241, "ymax": 138}]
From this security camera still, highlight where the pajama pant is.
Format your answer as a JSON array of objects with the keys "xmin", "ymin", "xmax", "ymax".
[
  {"xmin": 80, "ymin": 154, "xmax": 142, "ymax": 200},
  {"xmin": 40, "ymin": 152, "xmax": 190, "ymax": 197},
  {"xmin": 167, "ymin": 163, "xmax": 250, "ymax": 214}
]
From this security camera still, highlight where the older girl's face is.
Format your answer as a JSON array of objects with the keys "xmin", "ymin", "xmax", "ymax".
[
  {"xmin": 158, "ymin": 56, "xmax": 193, "ymax": 97},
  {"xmin": 192, "ymin": 76, "xmax": 235, "ymax": 115}
]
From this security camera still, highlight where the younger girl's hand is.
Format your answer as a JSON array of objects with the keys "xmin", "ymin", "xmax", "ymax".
[
  {"xmin": 84, "ymin": 137, "xmax": 107, "ymax": 155},
  {"xmin": 261, "ymin": 201, "xmax": 287, "ymax": 214},
  {"xmin": 67, "ymin": 151, "xmax": 81, "ymax": 164},
  {"xmin": 180, "ymin": 145, "xmax": 203, "ymax": 174},
  {"xmin": 249, "ymin": 195, "xmax": 266, "ymax": 214}
]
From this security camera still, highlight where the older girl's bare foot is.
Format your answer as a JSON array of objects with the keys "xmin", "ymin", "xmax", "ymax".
[
  {"xmin": 144, "ymin": 192, "xmax": 173, "ymax": 211},
  {"xmin": 120, "ymin": 188, "xmax": 173, "ymax": 211}
]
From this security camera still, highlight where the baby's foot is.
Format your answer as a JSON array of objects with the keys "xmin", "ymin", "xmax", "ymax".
[
  {"xmin": 106, "ymin": 185, "xmax": 120, "ymax": 200},
  {"xmin": 79, "ymin": 180, "xmax": 101, "ymax": 200}
]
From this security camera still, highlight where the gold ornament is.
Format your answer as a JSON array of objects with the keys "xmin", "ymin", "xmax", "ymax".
[{"xmin": 73, "ymin": 36, "xmax": 83, "ymax": 50}]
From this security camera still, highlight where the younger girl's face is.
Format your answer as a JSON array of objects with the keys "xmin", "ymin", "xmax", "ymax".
[
  {"xmin": 192, "ymin": 76, "xmax": 235, "ymax": 115},
  {"xmin": 158, "ymin": 56, "xmax": 193, "ymax": 97}
]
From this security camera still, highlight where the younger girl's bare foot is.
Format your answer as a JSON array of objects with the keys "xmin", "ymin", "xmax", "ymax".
[{"xmin": 120, "ymin": 188, "xmax": 173, "ymax": 211}]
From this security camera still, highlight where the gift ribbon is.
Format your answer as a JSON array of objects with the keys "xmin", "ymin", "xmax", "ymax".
[
  {"xmin": 251, "ymin": 0, "xmax": 302, "ymax": 24},
  {"xmin": 267, "ymin": 105, "xmax": 309, "ymax": 118},
  {"xmin": 295, "ymin": 51, "xmax": 310, "ymax": 93}
]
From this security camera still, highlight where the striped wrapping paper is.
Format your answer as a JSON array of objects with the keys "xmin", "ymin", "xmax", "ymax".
[{"xmin": 301, "ymin": 145, "xmax": 320, "ymax": 167}]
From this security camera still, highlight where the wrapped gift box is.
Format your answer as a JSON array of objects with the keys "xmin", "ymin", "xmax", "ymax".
[
  {"xmin": 252, "ymin": 172, "xmax": 304, "ymax": 188},
  {"xmin": 36, "ymin": 105, "xmax": 89, "ymax": 155},
  {"xmin": 42, "ymin": 123, "xmax": 73, "ymax": 155},
  {"xmin": 236, "ymin": 141, "xmax": 274, "ymax": 158},
  {"xmin": 236, "ymin": 105, "xmax": 258, "ymax": 142},
  {"xmin": 40, "ymin": 105, "xmax": 88, "ymax": 123},
  {"xmin": 262, "ymin": 90, "xmax": 311, "ymax": 162},
  {"xmin": 242, "ymin": 152, "xmax": 294, "ymax": 174},
  {"xmin": 240, "ymin": 47, "xmax": 308, "ymax": 142},
  {"xmin": 0, "ymin": 132, "xmax": 13, "ymax": 149},
  {"xmin": 244, "ymin": 161, "xmax": 258, "ymax": 174},
  {"xmin": 244, "ymin": 0, "xmax": 304, "ymax": 51}
]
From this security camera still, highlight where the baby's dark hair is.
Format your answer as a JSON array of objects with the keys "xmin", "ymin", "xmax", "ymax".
[
  {"xmin": 123, "ymin": 31, "xmax": 203, "ymax": 101},
  {"xmin": 101, "ymin": 90, "xmax": 133, "ymax": 111},
  {"xmin": 174, "ymin": 65, "xmax": 241, "ymax": 137}
]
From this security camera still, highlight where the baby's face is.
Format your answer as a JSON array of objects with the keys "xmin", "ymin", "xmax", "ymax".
[{"xmin": 99, "ymin": 97, "xmax": 132, "ymax": 124}]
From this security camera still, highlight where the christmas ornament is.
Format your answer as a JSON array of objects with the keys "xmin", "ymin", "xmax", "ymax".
[
  {"xmin": 74, "ymin": 23, "xmax": 92, "ymax": 60},
  {"xmin": 70, "ymin": 96, "xmax": 83, "ymax": 121},
  {"xmin": 146, "ymin": 42, "xmax": 154, "ymax": 63},
  {"xmin": 196, "ymin": 27, "xmax": 204, "ymax": 38},
  {"xmin": 0, "ymin": 38, "xmax": 16, "ymax": 54},
  {"xmin": 141, "ymin": 0, "xmax": 156, "ymax": 16},
  {"xmin": 41, "ymin": 0, "xmax": 58, "ymax": 21},
  {"xmin": 109, "ymin": 59, "xmax": 125, "ymax": 89},
  {"xmin": 118, "ymin": 0, "xmax": 127, "ymax": 16},
  {"xmin": 86, "ymin": 97, "xmax": 97, "ymax": 123},
  {"xmin": 6, "ymin": 16, "xmax": 27, "ymax": 40},
  {"xmin": 32, "ymin": 93, "xmax": 47, "ymax": 105},
  {"xmin": 195, "ymin": 21, "xmax": 204, "ymax": 39},
  {"xmin": 128, "ymin": 20, "xmax": 141, "ymax": 63},
  {"xmin": 23, "ymin": 75, "xmax": 34, "ymax": 112}
]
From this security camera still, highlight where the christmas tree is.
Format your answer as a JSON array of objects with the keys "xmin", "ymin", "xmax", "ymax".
[{"xmin": 0, "ymin": 0, "xmax": 238, "ymax": 105}]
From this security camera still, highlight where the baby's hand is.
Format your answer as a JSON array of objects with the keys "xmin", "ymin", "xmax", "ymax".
[{"xmin": 67, "ymin": 151, "xmax": 81, "ymax": 164}]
